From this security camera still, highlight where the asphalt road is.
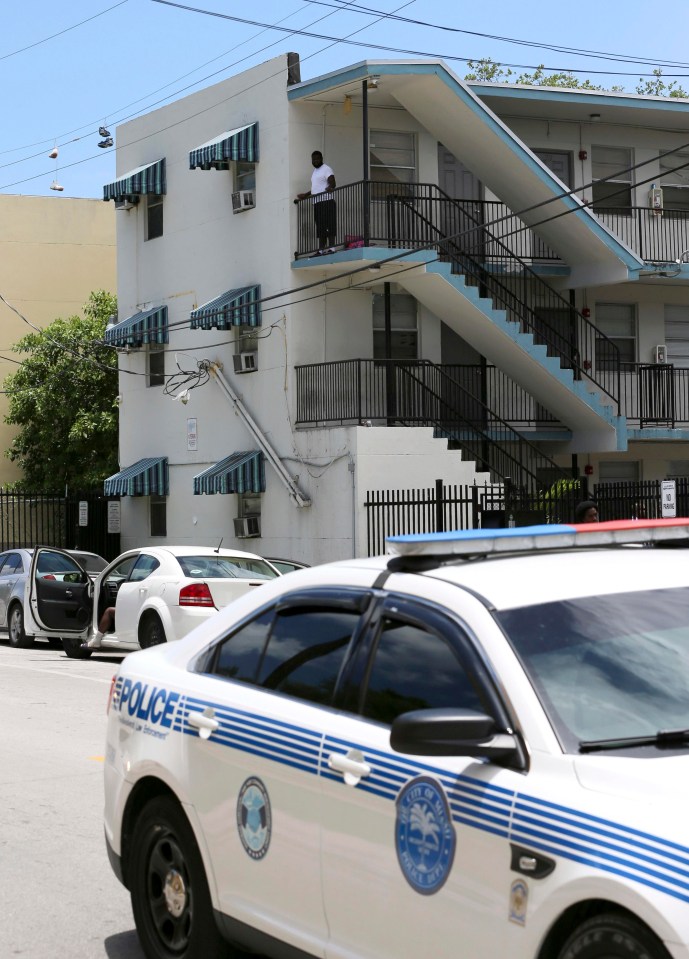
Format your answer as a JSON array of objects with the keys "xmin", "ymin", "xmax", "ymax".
[{"xmin": 0, "ymin": 640, "xmax": 146, "ymax": 959}]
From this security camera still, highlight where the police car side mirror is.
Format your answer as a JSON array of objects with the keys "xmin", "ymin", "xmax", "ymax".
[{"xmin": 390, "ymin": 708, "xmax": 525, "ymax": 768}]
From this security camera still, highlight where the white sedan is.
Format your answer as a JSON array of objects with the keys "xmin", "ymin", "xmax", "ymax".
[
  {"xmin": 23, "ymin": 545, "xmax": 280, "ymax": 658},
  {"xmin": 103, "ymin": 520, "xmax": 689, "ymax": 959}
]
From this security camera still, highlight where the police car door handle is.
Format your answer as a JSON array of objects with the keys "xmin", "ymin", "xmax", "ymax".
[
  {"xmin": 188, "ymin": 707, "xmax": 219, "ymax": 740},
  {"xmin": 328, "ymin": 749, "xmax": 371, "ymax": 786}
]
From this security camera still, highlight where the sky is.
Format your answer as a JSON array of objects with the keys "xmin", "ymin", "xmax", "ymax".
[{"xmin": 4, "ymin": 0, "xmax": 689, "ymax": 199}]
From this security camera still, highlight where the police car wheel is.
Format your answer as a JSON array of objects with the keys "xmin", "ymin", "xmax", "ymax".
[
  {"xmin": 8, "ymin": 604, "xmax": 33, "ymax": 649},
  {"xmin": 140, "ymin": 614, "xmax": 166, "ymax": 649},
  {"xmin": 130, "ymin": 796, "xmax": 231, "ymax": 959},
  {"xmin": 61, "ymin": 636, "xmax": 92, "ymax": 659},
  {"xmin": 557, "ymin": 913, "xmax": 672, "ymax": 959}
]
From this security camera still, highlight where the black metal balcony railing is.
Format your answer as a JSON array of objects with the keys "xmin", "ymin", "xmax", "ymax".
[
  {"xmin": 296, "ymin": 360, "xmax": 689, "ymax": 434},
  {"xmin": 295, "ymin": 180, "xmax": 623, "ymax": 413},
  {"xmin": 295, "ymin": 359, "xmax": 570, "ymax": 492}
]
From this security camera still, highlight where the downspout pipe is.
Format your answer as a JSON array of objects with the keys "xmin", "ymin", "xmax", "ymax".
[{"xmin": 208, "ymin": 361, "xmax": 311, "ymax": 508}]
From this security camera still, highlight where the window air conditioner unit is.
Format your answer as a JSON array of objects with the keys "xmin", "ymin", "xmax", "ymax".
[
  {"xmin": 232, "ymin": 190, "xmax": 255, "ymax": 213},
  {"xmin": 655, "ymin": 344, "xmax": 668, "ymax": 364},
  {"xmin": 114, "ymin": 197, "xmax": 139, "ymax": 211},
  {"xmin": 232, "ymin": 351, "xmax": 258, "ymax": 374},
  {"xmin": 234, "ymin": 516, "xmax": 260, "ymax": 538}
]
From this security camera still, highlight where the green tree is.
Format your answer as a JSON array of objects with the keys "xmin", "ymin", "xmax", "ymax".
[
  {"xmin": 3, "ymin": 290, "xmax": 119, "ymax": 491},
  {"xmin": 465, "ymin": 59, "xmax": 623, "ymax": 93},
  {"xmin": 636, "ymin": 68, "xmax": 689, "ymax": 99}
]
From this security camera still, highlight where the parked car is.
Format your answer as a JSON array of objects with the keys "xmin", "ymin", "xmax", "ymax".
[
  {"xmin": 265, "ymin": 557, "xmax": 310, "ymax": 574},
  {"xmin": 23, "ymin": 545, "xmax": 280, "ymax": 659},
  {"xmin": 0, "ymin": 547, "xmax": 107, "ymax": 648},
  {"xmin": 103, "ymin": 520, "xmax": 689, "ymax": 959}
]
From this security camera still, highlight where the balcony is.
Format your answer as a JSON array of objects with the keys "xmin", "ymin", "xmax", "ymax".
[
  {"xmin": 294, "ymin": 184, "xmax": 689, "ymax": 267},
  {"xmin": 295, "ymin": 360, "xmax": 689, "ymax": 433}
]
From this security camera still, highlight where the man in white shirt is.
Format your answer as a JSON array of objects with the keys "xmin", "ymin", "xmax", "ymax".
[{"xmin": 295, "ymin": 151, "xmax": 337, "ymax": 255}]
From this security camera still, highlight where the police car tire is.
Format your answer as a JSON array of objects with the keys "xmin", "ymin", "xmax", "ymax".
[
  {"xmin": 61, "ymin": 636, "xmax": 92, "ymax": 659},
  {"xmin": 130, "ymin": 796, "xmax": 231, "ymax": 959},
  {"xmin": 8, "ymin": 604, "xmax": 33, "ymax": 649},
  {"xmin": 557, "ymin": 913, "xmax": 672, "ymax": 959}
]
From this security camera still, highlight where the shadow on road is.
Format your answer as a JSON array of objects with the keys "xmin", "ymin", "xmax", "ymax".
[{"xmin": 104, "ymin": 930, "xmax": 145, "ymax": 958}]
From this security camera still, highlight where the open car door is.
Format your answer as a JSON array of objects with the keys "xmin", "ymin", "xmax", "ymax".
[{"xmin": 28, "ymin": 547, "xmax": 93, "ymax": 637}]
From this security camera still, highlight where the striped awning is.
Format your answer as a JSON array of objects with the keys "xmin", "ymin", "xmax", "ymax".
[
  {"xmin": 189, "ymin": 123, "xmax": 259, "ymax": 171},
  {"xmin": 104, "ymin": 458, "xmax": 169, "ymax": 497},
  {"xmin": 193, "ymin": 451, "xmax": 265, "ymax": 495},
  {"xmin": 105, "ymin": 306, "xmax": 168, "ymax": 348},
  {"xmin": 190, "ymin": 286, "xmax": 261, "ymax": 330},
  {"xmin": 103, "ymin": 158, "xmax": 166, "ymax": 202}
]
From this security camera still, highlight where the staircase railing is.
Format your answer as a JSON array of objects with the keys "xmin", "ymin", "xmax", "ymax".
[
  {"xmin": 295, "ymin": 358, "xmax": 570, "ymax": 492},
  {"xmin": 383, "ymin": 183, "xmax": 622, "ymax": 412}
]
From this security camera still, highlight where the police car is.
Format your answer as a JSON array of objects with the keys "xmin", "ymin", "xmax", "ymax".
[{"xmin": 104, "ymin": 520, "xmax": 689, "ymax": 959}]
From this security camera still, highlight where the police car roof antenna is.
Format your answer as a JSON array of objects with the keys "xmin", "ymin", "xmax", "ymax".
[{"xmin": 214, "ymin": 538, "xmax": 223, "ymax": 554}]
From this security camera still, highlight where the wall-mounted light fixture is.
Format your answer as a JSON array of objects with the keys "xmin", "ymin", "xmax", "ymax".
[
  {"xmin": 589, "ymin": 113, "xmax": 601, "ymax": 122},
  {"xmin": 367, "ymin": 76, "xmax": 379, "ymax": 90}
]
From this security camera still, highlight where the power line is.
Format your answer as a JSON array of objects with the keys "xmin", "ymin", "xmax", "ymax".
[
  {"xmin": 150, "ymin": 1, "xmax": 689, "ymax": 78},
  {"xmin": 0, "ymin": 1, "xmax": 129, "ymax": 63},
  {"xmin": 308, "ymin": 0, "xmax": 689, "ymax": 69}
]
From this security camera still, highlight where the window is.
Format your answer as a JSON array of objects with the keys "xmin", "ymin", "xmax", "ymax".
[
  {"xmin": 665, "ymin": 305, "xmax": 689, "ymax": 367},
  {"xmin": 361, "ymin": 616, "xmax": 485, "ymax": 725},
  {"xmin": 146, "ymin": 195, "xmax": 163, "ymax": 240},
  {"xmin": 129, "ymin": 553, "xmax": 160, "ymax": 582},
  {"xmin": 595, "ymin": 302, "xmax": 636, "ymax": 368},
  {"xmin": 238, "ymin": 491, "xmax": 261, "ymax": 522},
  {"xmin": 148, "ymin": 344, "xmax": 164, "ymax": 387},
  {"xmin": 598, "ymin": 460, "xmax": 640, "ymax": 483},
  {"xmin": 497, "ymin": 587, "xmax": 689, "ymax": 751},
  {"xmin": 235, "ymin": 161, "xmax": 256, "ymax": 193},
  {"xmin": 176, "ymin": 555, "xmax": 277, "ymax": 580},
  {"xmin": 208, "ymin": 602, "xmax": 361, "ymax": 706},
  {"xmin": 667, "ymin": 460, "xmax": 689, "ymax": 478},
  {"xmin": 150, "ymin": 495, "xmax": 167, "ymax": 537},
  {"xmin": 591, "ymin": 146, "xmax": 633, "ymax": 211},
  {"xmin": 659, "ymin": 151, "xmax": 689, "ymax": 212},
  {"xmin": 1, "ymin": 553, "xmax": 24, "ymax": 574},
  {"xmin": 370, "ymin": 131, "xmax": 416, "ymax": 187},
  {"xmin": 372, "ymin": 292, "xmax": 418, "ymax": 360}
]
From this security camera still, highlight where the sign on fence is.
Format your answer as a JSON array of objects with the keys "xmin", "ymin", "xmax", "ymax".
[
  {"xmin": 661, "ymin": 479, "xmax": 677, "ymax": 518},
  {"xmin": 107, "ymin": 501, "xmax": 121, "ymax": 534},
  {"xmin": 78, "ymin": 501, "xmax": 88, "ymax": 527}
]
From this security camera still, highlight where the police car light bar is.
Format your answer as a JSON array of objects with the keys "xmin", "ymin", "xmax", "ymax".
[{"xmin": 386, "ymin": 518, "xmax": 689, "ymax": 558}]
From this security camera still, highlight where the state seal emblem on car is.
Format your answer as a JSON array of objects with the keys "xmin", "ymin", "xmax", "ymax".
[
  {"xmin": 395, "ymin": 776, "xmax": 456, "ymax": 894},
  {"xmin": 236, "ymin": 777, "xmax": 272, "ymax": 860}
]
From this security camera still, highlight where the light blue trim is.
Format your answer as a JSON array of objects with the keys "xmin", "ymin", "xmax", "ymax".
[
  {"xmin": 289, "ymin": 60, "xmax": 644, "ymax": 273},
  {"xmin": 469, "ymin": 83, "xmax": 689, "ymax": 115},
  {"xmin": 627, "ymin": 428, "xmax": 689, "ymax": 440}
]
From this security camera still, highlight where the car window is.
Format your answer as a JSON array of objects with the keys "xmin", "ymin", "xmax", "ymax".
[
  {"xmin": 268, "ymin": 560, "xmax": 304, "ymax": 574},
  {"xmin": 497, "ymin": 585, "xmax": 689, "ymax": 752},
  {"xmin": 360, "ymin": 617, "xmax": 486, "ymax": 726},
  {"xmin": 129, "ymin": 554, "xmax": 160, "ymax": 583},
  {"xmin": 36, "ymin": 551, "xmax": 82, "ymax": 575},
  {"xmin": 208, "ymin": 605, "xmax": 360, "ymax": 706},
  {"xmin": 106, "ymin": 555, "xmax": 139, "ymax": 584},
  {"xmin": 176, "ymin": 555, "xmax": 277, "ymax": 580},
  {"xmin": 72, "ymin": 553, "xmax": 107, "ymax": 573},
  {"xmin": 1, "ymin": 553, "xmax": 24, "ymax": 574}
]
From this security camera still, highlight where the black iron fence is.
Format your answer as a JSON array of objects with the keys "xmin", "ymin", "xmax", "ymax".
[
  {"xmin": 436, "ymin": 202, "xmax": 689, "ymax": 266},
  {"xmin": 363, "ymin": 478, "xmax": 689, "ymax": 555},
  {"xmin": 296, "ymin": 358, "xmax": 569, "ymax": 492},
  {"xmin": 297, "ymin": 359, "xmax": 689, "ymax": 431},
  {"xmin": 0, "ymin": 490, "xmax": 121, "ymax": 560}
]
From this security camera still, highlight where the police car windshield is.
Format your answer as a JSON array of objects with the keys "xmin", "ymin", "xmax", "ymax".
[{"xmin": 496, "ymin": 586, "xmax": 689, "ymax": 754}]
